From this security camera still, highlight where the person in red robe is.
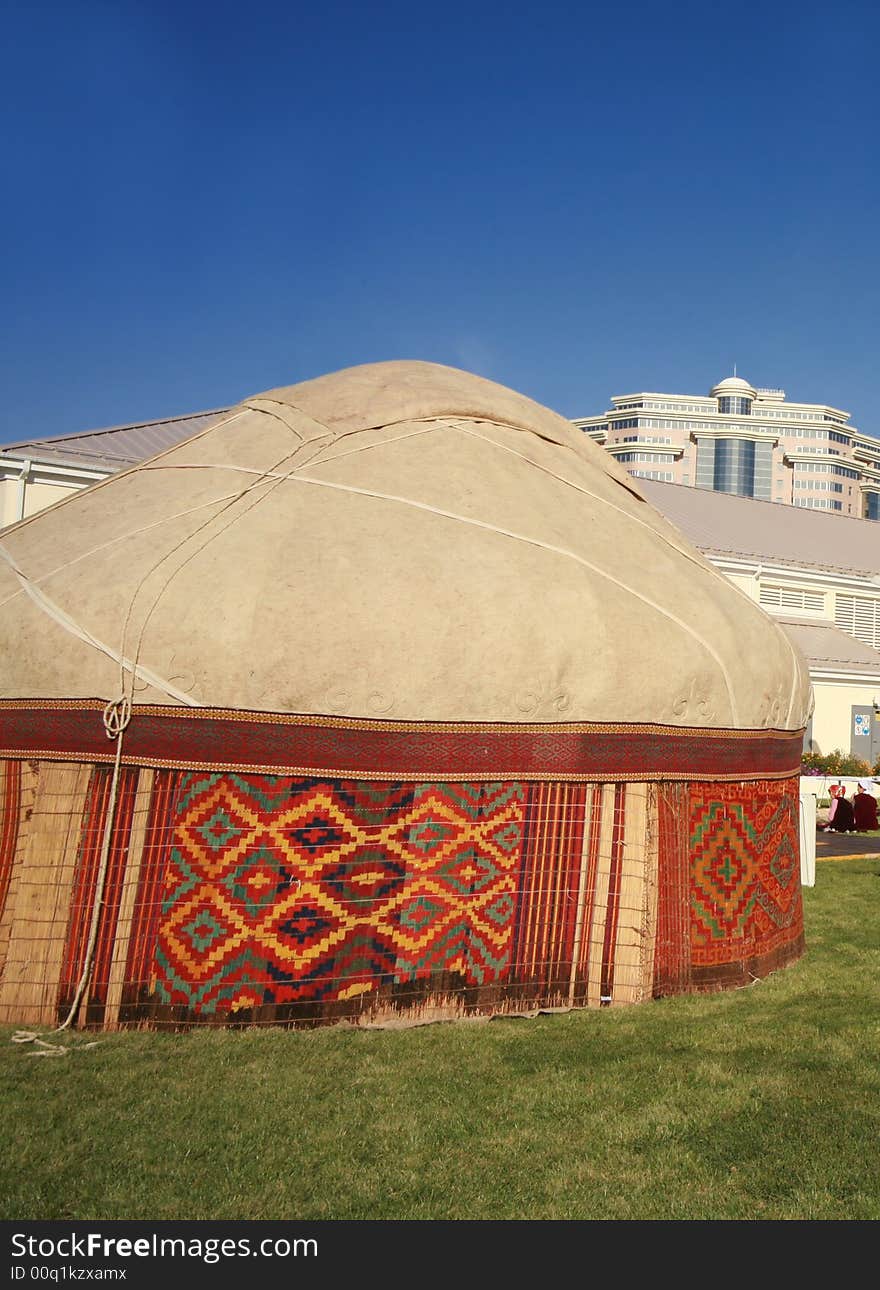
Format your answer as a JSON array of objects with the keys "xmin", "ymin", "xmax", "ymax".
[
  {"xmin": 853, "ymin": 783, "xmax": 879, "ymax": 831},
  {"xmin": 831, "ymin": 786, "xmax": 855, "ymax": 832}
]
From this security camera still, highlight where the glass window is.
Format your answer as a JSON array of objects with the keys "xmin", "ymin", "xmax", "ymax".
[
  {"xmin": 718, "ymin": 396, "xmax": 752, "ymax": 415},
  {"xmin": 713, "ymin": 438, "xmax": 756, "ymax": 496}
]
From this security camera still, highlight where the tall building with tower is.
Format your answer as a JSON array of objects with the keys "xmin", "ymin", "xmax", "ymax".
[{"xmin": 575, "ymin": 374, "xmax": 880, "ymax": 519}]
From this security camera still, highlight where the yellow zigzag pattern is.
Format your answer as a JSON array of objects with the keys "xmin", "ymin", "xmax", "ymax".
[{"xmin": 162, "ymin": 782, "xmax": 524, "ymax": 983}]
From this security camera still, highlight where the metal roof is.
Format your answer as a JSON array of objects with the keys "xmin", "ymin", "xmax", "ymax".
[
  {"xmin": 641, "ymin": 479, "xmax": 880, "ymax": 579},
  {"xmin": 0, "ymin": 409, "xmax": 230, "ymax": 474},
  {"xmin": 7, "ymin": 412, "xmax": 880, "ymax": 586},
  {"xmin": 777, "ymin": 617, "xmax": 880, "ymax": 675}
]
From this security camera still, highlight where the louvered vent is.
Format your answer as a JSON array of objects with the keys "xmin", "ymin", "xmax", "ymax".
[
  {"xmin": 835, "ymin": 594, "xmax": 880, "ymax": 649},
  {"xmin": 759, "ymin": 585, "xmax": 825, "ymax": 614}
]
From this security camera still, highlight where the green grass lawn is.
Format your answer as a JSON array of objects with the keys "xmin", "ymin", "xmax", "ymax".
[{"xmin": 2, "ymin": 858, "xmax": 878, "ymax": 1221}]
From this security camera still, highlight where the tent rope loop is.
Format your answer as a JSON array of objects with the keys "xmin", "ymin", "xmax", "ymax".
[{"xmin": 103, "ymin": 695, "xmax": 131, "ymax": 739}]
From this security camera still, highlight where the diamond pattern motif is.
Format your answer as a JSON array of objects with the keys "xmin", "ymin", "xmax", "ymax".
[
  {"xmin": 689, "ymin": 777, "xmax": 803, "ymax": 967},
  {"xmin": 151, "ymin": 775, "xmax": 524, "ymax": 1016}
]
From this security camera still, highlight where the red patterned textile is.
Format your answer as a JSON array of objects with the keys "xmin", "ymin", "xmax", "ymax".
[
  {"xmin": 0, "ymin": 760, "xmax": 20, "ymax": 923},
  {"xmin": 58, "ymin": 767, "xmax": 139, "ymax": 1024},
  {"xmin": 0, "ymin": 751, "xmax": 807, "ymax": 1029},
  {"xmin": 119, "ymin": 770, "xmax": 182, "ymax": 1021},
  {"xmin": 0, "ymin": 701, "xmax": 803, "ymax": 783},
  {"xmin": 510, "ymin": 782, "xmax": 588, "ymax": 1006},
  {"xmin": 653, "ymin": 783, "xmax": 691, "ymax": 997},
  {"xmin": 688, "ymin": 777, "xmax": 803, "ymax": 987},
  {"xmin": 148, "ymin": 775, "xmax": 524, "ymax": 1024},
  {"xmin": 599, "ymin": 784, "xmax": 627, "ymax": 1006}
]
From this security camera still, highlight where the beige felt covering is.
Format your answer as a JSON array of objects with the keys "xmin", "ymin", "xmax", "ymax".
[{"xmin": 0, "ymin": 361, "xmax": 811, "ymax": 729}]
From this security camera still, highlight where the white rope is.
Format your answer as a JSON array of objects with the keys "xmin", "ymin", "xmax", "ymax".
[
  {"xmin": 8, "ymin": 1032, "xmax": 100, "ymax": 1056},
  {"xmin": 242, "ymin": 397, "xmax": 334, "ymax": 446},
  {"xmin": 57, "ymin": 697, "xmax": 131, "ymax": 1027},
  {"xmin": 10, "ymin": 696, "xmax": 131, "ymax": 1053},
  {"xmin": 0, "ymin": 489, "xmax": 244, "ymax": 613},
  {"xmin": 139, "ymin": 422, "xmax": 444, "ymax": 477},
  {"xmin": 0, "ymin": 543, "xmax": 199, "ymax": 705},
  {"xmin": 287, "ymin": 472, "xmax": 741, "ymax": 724},
  {"xmin": 131, "ymin": 421, "xmax": 744, "ymax": 724},
  {"xmin": 10, "ymin": 414, "xmax": 341, "ymax": 1048},
  {"xmin": 118, "ymin": 451, "xmax": 315, "ymax": 693},
  {"xmin": 451, "ymin": 422, "xmax": 734, "ymax": 587},
  {"xmin": 125, "ymin": 455, "xmax": 742, "ymax": 723}
]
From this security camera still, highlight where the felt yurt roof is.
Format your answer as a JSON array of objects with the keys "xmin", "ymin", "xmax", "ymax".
[{"xmin": 0, "ymin": 361, "xmax": 811, "ymax": 730}]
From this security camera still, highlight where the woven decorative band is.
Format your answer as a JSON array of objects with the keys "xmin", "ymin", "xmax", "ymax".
[{"xmin": 0, "ymin": 701, "xmax": 804, "ymax": 782}]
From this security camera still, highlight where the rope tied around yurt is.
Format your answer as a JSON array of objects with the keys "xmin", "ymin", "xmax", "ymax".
[
  {"xmin": 9, "ymin": 1032, "xmax": 101, "ymax": 1057},
  {"xmin": 8, "ymin": 412, "xmax": 305, "ymax": 1052},
  {"xmin": 9, "ymin": 696, "xmax": 132, "ymax": 1055},
  {"xmin": 58, "ymin": 697, "xmax": 132, "ymax": 1027}
]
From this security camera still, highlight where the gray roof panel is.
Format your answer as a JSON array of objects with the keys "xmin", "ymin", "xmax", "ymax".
[
  {"xmin": 0, "ymin": 409, "xmax": 230, "ymax": 473},
  {"xmin": 641, "ymin": 480, "xmax": 880, "ymax": 578},
  {"xmin": 777, "ymin": 617, "xmax": 880, "ymax": 675}
]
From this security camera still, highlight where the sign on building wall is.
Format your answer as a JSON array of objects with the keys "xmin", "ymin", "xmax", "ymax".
[{"xmin": 851, "ymin": 705, "xmax": 880, "ymax": 764}]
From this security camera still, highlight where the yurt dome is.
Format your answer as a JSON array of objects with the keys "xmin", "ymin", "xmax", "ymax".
[{"xmin": 0, "ymin": 361, "xmax": 810, "ymax": 1029}]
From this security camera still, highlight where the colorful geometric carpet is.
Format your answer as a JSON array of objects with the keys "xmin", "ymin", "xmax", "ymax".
[
  {"xmin": 150, "ymin": 774, "xmax": 524, "ymax": 1017},
  {"xmin": 0, "ymin": 759, "xmax": 807, "ymax": 1028},
  {"xmin": 689, "ymin": 776, "xmax": 803, "ymax": 979}
]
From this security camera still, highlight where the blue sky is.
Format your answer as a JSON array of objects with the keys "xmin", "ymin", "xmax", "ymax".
[{"xmin": 1, "ymin": 0, "xmax": 878, "ymax": 442}]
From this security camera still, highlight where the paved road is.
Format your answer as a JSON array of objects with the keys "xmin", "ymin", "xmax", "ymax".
[{"xmin": 815, "ymin": 828, "xmax": 880, "ymax": 860}]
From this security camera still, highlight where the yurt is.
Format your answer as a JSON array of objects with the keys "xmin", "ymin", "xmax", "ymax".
[{"xmin": 0, "ymin": 362, "xmax": 811, "ymax": 1030}]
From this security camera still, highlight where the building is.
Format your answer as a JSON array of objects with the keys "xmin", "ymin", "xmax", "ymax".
[
  {"xmin": 574, "ymin": 375, "xmax": 880, "ymax": 519},
  {"xmin": 640, "ymin": 479, "xmax": 880, "ymax": 761},
  {"xmin": 0, "ymin": 408, "xmax": 227, "ymax": 526}
]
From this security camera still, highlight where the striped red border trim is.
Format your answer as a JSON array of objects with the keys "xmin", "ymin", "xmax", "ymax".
[
  {"xmin": 58, "ymin": 767, "xmax": 138, "ymax": 1024},
  {"xmin": 600, "ymin": 783, "xmax": 626, "ymax": 1005},
  {"xmin": 652, "ymin": 783, "xmax": 691, "ymax": 997},
  {"xmin": 0, "ymin": 760, "xmax": 21, "ymax": 922},
  {"xmin": 121, "ymin": 771, "xmax": 181, "ymax": 1017},
  {"xmin": 0, "ymin": 702, "xmax": 804, "ymax": 783},
  {"xmin": 87, "ymin": 769, "xmax": 139, "ymax": 1021},
  {"xmin": 510, "ymin": 782, "xmax": 587, "ymax": 1000},
  {"xmin": 58, "ymin": 770, "xmax": 111, "ymax": 1014}
]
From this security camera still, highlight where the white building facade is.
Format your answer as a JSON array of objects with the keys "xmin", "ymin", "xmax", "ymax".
[
  {"xmin": 575, "ymin": 375, "xmax": 880, "ymax": 519},
  {"xmin": 0, "ymin": 409, "xmax": 226, "ymax": 526},
  {"xmin": 640, "ymin": 479, "xmax": 880, "ymax": 762}
]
